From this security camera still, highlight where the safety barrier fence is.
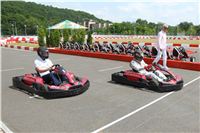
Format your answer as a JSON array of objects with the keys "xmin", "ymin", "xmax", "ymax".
[
  {"xmin": 49, "ymin": 48, "xmax": 200, "ymax": 71},
  {"xmin": 1, "ymin": 43, "xmax": 199, "ymax": 71}
]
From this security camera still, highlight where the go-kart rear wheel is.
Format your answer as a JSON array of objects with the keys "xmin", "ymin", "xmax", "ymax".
[
  {"xmin": 12, "ymin": 76, "xmax": 23, "ymax": 88},
  {"xmin": 111, "ymin": 71, "xmax": 125, "ymax": 82},
  {"xmin": 13, "ymin": 76, "xmax": 38, "ymax": 95}
]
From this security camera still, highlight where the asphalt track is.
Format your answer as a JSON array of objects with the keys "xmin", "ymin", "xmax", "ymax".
[{"xmin": 1, "ymin": 47, "xmax": 200, "ymax": 133}]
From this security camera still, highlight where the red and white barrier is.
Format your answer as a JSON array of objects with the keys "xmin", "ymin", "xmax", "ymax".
[
  {"xmin": 0, "ymin": 43, "xmax": 38, "ymax": 51},
  {"xmin": 1, "ymin": 36, "xmax": 38, "ymax": 45}
]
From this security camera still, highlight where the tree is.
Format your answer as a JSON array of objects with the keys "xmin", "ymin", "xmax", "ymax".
[
  {"xmin": 168, "ymin": 26, "xmax": 176, "ymax": 35},
  {"xmin": 195, "ymin": 25, "xmax": 200, "ymax": 35},
  {"xmin": 187, "ymin": 26, "xmax": 196, "ymax": 35},
  {"xmin": 178, "ymin": 22, "xmax": 193, "ymax": 32},
  {"xmin": 136, "ymin": 19, "xmax": 148, "ymax": 25},
  {"xmin": 1, "ymin": 1, "xmax": 109, "ymax": 35},
  {"xmin": 178, "ymin": 22, "xmax": 194, "ymax": 35},
  {"xmin": 38, "ymin": 27, "xmax": 46, "ymax": 46}
]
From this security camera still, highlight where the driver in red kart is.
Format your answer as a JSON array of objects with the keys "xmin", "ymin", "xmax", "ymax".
[
  {"xmin": 130, "ymin": 50, "xmax": 167, "ymax": 82},
  {"xmin": 34, "ymin": 46, "xmax": 62, "ymax": 85}
]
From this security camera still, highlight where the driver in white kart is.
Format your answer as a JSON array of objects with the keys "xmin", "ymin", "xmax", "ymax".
[
  {"xmin": 34, "ymin": 46, "xmax": 62, "ymax": 85},
  {"xmin": 130, "ymin": 50, "xmax": 168, "ymax": 82}
]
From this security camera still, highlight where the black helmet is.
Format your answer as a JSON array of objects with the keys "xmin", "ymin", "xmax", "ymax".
[
  {"xmin": 37, "ymin": 46, "xmax": 49, "ymax": 60},
  {"xmin": 133, "ymin": 49, "xmax": 143, "ymax": 62}
]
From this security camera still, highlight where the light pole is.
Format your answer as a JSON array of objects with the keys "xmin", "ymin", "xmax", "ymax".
[
  {"xmin": 14, "ymin": 21, "xmax": 17, "ymax": 35},
  {"xmin": 11, "ymin": 24, "xmax": 14, "ymax": 35},
  {"xmin": 36, "ymin": 25, "xmax": 39, "ymax": 36},
  {"xmin": 176, "ymin": 25, "xmax": 179, "ymax": 35},
  {"xmin": 24, "ymin": 25, "xmax": 27, "ymax": 36},
  {"xmin": 113, "ymin": 26, "xmax": 115, "ymax": 35},
  {"xmin": 134, "ymin": 26, "xmax": 136, "ymax": 35}
]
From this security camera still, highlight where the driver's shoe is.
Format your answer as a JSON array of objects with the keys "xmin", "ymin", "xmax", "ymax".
[
  {"xmin": 163, "ymin": 66, "xmax": 169, "ymax": 71},
  {"xmin": 60, "ymin": 81, "xmax": 68, "ymax": 85}
]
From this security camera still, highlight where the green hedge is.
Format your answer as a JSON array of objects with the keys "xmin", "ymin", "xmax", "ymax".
[{"xmin": 46, "ymin": 29, "xmax": 86, "ymax": 47}]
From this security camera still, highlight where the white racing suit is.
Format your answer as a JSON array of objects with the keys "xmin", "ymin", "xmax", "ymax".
[
  {"xmin": 153, "ymin": 30, "xmax": 168, "ymax": 69},
  {"xmin": 130, "ymin": 60, "xmax": 167, "ymax": 82}
]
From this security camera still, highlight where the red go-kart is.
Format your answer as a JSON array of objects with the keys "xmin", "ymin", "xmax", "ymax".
[
  {"xmin": 111, "ymin": 64, "xmax": 183, "ymax": 92},
  {"xmin": 12, "ymin": 64, "xmax": 90, "ymax": 98}
]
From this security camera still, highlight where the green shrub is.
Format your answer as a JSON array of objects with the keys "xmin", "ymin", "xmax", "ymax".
[
  {"xmin": 38, "ymin": 27, "xmax": 46, "ymax": 46},
  {"xmin": 87, "ymin": 31, "xmax": 93, "ymax": 45}
]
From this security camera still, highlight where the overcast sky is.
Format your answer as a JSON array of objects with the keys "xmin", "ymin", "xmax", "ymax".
[{"xmin": 25, "ymin": 0, "xmax": 200, "ymax": 26}]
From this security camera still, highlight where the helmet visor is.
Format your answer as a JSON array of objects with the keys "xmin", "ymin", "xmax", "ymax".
[{"xmin": 41, "ymin": 50, "xmax": 49, "ymax": 59}]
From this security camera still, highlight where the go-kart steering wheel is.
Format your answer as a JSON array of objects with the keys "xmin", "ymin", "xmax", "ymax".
[
  {"xmin": 146, "ymin": 65, "xmax": 156, "ymax": 72},
  {"xmin": 53, "ymin": 64, "xmax": 60, "ymax": 67},
  {"xmin": 50, "ymin": 64, "xmax": 60, "ymax": 71}
]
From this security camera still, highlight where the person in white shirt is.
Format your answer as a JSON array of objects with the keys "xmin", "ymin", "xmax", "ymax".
[
  {"xmin": 34, "ymin": 46, "xmax": 61, "ymax": 85},
  {"xmin": 130, "ymin": 50, "xmax": 167, "ymax": 82},
  {"xmin": 153, "ymin": 24, "xmax": 169, "ymax": 70}
]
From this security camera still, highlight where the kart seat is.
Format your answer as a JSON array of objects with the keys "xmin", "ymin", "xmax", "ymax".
[
  {"xmin": 172, "ymin": 47, "xmax": 180, "ymax": 57},
  {"xmin": 151, "ymin": 47, "xmax": 158, "ymax": 56}
]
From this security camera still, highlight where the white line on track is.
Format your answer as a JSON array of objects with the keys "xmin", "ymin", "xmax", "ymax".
[
  {"xmin": 91, "ymin": 76, "xmax": 200, "ymax": 133},
  {"xmin": 0, "ymin": 68, "xmax": 24, "ymax": 72},
  {"xmin": 98, "ymin": 66, "xmax": 123, "ymax": 72},
  {"xmin": 0, "ymin": 121, "xmax": 14, "ymax": 133}
]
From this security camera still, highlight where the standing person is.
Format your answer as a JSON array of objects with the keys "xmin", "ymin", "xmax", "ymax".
[{"xmin": 153, "ymin": 24, "xmax": 169, "ymax": 70}]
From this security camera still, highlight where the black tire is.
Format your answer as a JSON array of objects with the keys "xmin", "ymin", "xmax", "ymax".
[
  {"xmin": 168, "ymin": 54, "xmax": 173, "ymax": 60},
  {"xmin": 32, "ymin": 83, "xmax": 49, "ymax": 92},
  {"xmin": 148, "ymin": 78, "xmax": 160, "ymax": 91},
  {"xmin": 111, "ymin": 72, "xmax": 125, "ymax": 81},
  {"xmin": 12, "ymin": 76, "xmax": 36, "ymax": 94},
  {"xmin": 190, "ymin": 56, "xmax": 196, "ymax": 62},
  {"xmin": 75, "ymin": 76, "xmax": 82, "ymax": 81},
  {"xmin": 12, "ymin": 76, "xmax": 23, "ymax": 88}
]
